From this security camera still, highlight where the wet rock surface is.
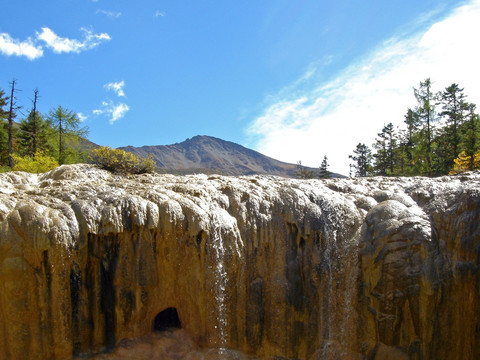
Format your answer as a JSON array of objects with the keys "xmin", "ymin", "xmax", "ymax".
[{"xmin": 0, "ymin": 164, "xmax": 479, "ymax": 359}]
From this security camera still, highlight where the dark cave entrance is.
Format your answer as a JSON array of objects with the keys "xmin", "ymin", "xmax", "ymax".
[{"xmin": 153, "ymin": 307, "xmax": 182, "ymax": 332}]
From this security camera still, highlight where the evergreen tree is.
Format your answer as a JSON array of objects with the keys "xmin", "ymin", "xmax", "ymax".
[
  {"xmin": 0, "ymin": 88, "xmax": 7, "ymax": 119},
  {"xmin": 438, "ymin": 83, "xmax": 468, "ymax": 169},
  {"xmin": 459, "ymin": 103, "xmax": 480, "ymax": 171},
  {"xmin": 402, "ymin": 108, "xmax": 420, "ymax": 173},
  {"xmin": 414, "ymin": 78, "xmax": 437, "ymax": 176},
  {"xmin": 0, "ymin": 88, "xmax": 9, "ymax": 166},
  {"xmin": 373, "ymin": 128, "xmax": 388, "ymax": 176},
  {"xmin": 7, "ymin": 80, "xmax": 21, "ymax": 168},
  {"xmin": 318, "ymin": 155, "xmax": 331, "ymax": 178},
  {"xmin": 18, "ymin": 89, "xmax": 57, "ymax": 158},
  {"xmin": 349, "ymin": 143, "xmax": 372, "ymax": 177},
  {"xmin": 432, "ymin": 129, "xmax": 451, "ymax": 175},
  {"xmin": 48, "ymin": 106, "xmax": 88, "ymax": 164},
  {"xmin": 385, "ymin": 123, "xmax": 397, "ymax": 174},
  {"xmin": 18, "ymin": 110, "xmax": 56, "ymax": 157},
  {"xmin": 373, "ymin": 123, "xmax": 396, "ymax": 175},
  {"xmin": 394, "ymin": 129, "xmax": 408, "ymax": 176},
  {"xmin": 295, "ymin": 160, "xmax": 315, "ymax": 179}
]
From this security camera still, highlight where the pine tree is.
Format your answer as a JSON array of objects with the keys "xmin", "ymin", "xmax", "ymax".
[
  {"xmin": 459, "ymin": 103, "xmax": 480, "ymax": 171},
  {"xmin": 438, "ymin": 83, "xmax": 468, "ymax": 170},
  {"xmin": 349, "ymin": 143, "xmax": 372, "ymax": 177},
  {"xmin": 0, "ymin": 88, "xmax": 9, "ymax": 166},
  {"xmin": 48, "ymin": 106, "xmax": 88, "ymax": 164},
  {"xmin": 295, "ymin": 160, "xmax": 315, "ymax": 179},
  {"xmin": 7, "ymin": 80, "xmax": 21, "ymax": 168},
  {"xmin": 18, "ymin": 110, "xmax": 56, "ymax": 157},
  {"xmin": 18, "ymin": 89, "xmax": 57, "ymax": 157},
  {"xmin": 394, "ymin": 129, "xmax": 407, "ymax": 176},
  {"xmin": 402, "ymin": 108, "xmax": 420, "ymax": 173},
  {"xmin": 0, "ymin": 88, "xmax": 7, "ymax": 119},
  {"xmin": 373, "ymin": 123, "xmax": 396, "ymax": 176},
  {"xmin": 373, "ymin": 128, "xmax": 388, "ymax": 176},
  {"xmin": 318, "ymin": 155, "xmax": 331, "ymax": 178},
  {"xmin": 414, "ymin": 78, "xmax": 437, "ymax": 176},
  {"xmin": 432, "ymin": 128, "xmax": 450, "ymax": 175}
]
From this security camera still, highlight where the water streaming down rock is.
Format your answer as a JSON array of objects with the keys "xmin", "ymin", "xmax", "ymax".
[
  {"xmin": 0, "ymin": 165, "xmax": 479, "ymax": 359},
  {"xmin": 209, "ymin": 212, "xmax": 230, "ymax": 347}
]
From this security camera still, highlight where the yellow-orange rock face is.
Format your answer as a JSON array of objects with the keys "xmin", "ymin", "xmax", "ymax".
[{"xmin": 0, "ymin": 165, "xmax": 479, "ymax": 359}]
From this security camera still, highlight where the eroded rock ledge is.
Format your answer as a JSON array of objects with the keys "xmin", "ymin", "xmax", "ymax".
[{"xmin": 0, "ymin": 164, "xmax": 479, "ymax": 360}]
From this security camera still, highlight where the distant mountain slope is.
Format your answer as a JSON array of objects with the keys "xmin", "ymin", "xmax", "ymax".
[{"xmin": 120, "ymin": 135, "xmax": 343, "ymax": 178}]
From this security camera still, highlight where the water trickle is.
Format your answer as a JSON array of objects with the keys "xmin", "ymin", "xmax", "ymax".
[
  {"xmin": 206, "ymin": 203, "xmax": 244, "ymax": 347},
  {"xmin": 209, "ymin": 212, "xmax": 229, "ymax": 346},
  {"xmin": 316, "ymin": 194, "xmax": 361, "ymax": 359}
]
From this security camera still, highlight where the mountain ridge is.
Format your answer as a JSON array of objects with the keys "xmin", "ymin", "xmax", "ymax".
[{"xmin": 119, "ymin": 135, "xmax": 341, "ymax": 178}]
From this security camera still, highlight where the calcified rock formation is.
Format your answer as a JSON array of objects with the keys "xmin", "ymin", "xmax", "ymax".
[{"xmin": 0, "ymin": 165, "xmax": 479, "ymax": 360}]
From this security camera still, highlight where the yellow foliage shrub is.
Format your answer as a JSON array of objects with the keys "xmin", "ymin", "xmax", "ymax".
[
  {"xmin": 90, "ymin": 146, "xmax": 156, "ymax": 174},
  {"xmin": 450, "ymin": 151, "xmax": 480, "ymax": 174},
  {"xmin": 12, "ymin": 152, "xmax": 59, "ymax": 173}
]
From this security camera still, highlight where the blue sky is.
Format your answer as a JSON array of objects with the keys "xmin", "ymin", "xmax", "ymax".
[{"xmin": 1, "ymin": 0, "xmax": 479, "ymax": 175}]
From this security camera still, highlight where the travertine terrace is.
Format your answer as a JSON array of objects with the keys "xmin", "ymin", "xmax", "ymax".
[{"xmin": 0, "ymin": 164, "xmax": 479, "ymax": 359}]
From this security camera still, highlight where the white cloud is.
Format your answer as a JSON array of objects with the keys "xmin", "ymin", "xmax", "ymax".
[
  {"xmin": 110, "ymin": 103, "xmax": 129, "ymax": 124},
  {"xmin": 97, "ymin": 9, "xmax": 122, "ymax": 18},
  {"xmin": 77, "ymin": 112, "xmax": 88, "ymax": 122},
  {"xmin": 154, "ymin": 11, "xmax": 166, "ymax": 17},
  {"xmin": 247, "ymin": 0, "xmax": 480, "ymax": 176},
  {"xmin": 0, "ymin": 27, "xmax": 110, "ymax": 59},
  {"xmin": 104, "ymin": 80, "xmax": 126, "ymax": 97},
  {"xmin": 0, "ymin": 32, "xmax": 43, "ymax": 60},
  {"xmin": 36, "ymin": 27, "xmax": 111, "ymax": 54},
  {"xmin": 93, "ymin": 101, "xmax": 130, "ymax": 124}
]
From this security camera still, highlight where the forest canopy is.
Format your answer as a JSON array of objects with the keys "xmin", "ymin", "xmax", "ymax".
[
  {"xmin": 349, "ymin": 78, "xmax": 480, "ymax": 177},
  {"xmin": 0, "ymin": 82, "xmax": 89, "ymax": 172},
  {"xmin": 0, "ymin": 80, "xmax": 156, "ymax": 174}
]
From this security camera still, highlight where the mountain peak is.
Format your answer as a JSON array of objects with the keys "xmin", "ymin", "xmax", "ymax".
[{"xmin": 120, "ymin": 136, "xmax": 341, "ymax": 178}]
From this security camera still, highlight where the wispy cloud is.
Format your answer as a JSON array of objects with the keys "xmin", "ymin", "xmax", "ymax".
[
  {"xmin": 95, "ymin": 81, "xmax": 129, "ymax": 124},
  {"xmin": 94, "ymin": 101, "xmax": 130, "ymax": 124},
  {"xmin": 110, "ymin": 103, "xmax": 130, "ymax": 124},
  {"xmin": 104, "ymin": 80, "xmax": 126, "ymax": 97},
  {"xmin": 247, "ymin": 0, "xmax": 480, "ymax": 175},
  {"xmin": 36, "ymin": 27, "xmax": 111, "ymax": 54},
  {"xmin": 96, "ymin": 9, "xmax": 122, "ymax": 18},
  {"xmin": 77, "ymin": 112, "xmax": 88, "ymax": 122},
  {"xmin": 0, "ymin": 32, "xmax": 43, "ymax": 60},
  {"xmin": 154, "ymin": 10, "xmax": 166, "ymax": 18},
  {"xmin": 0, "ymin": 27, "xmax": 110, "ymax": 59}
]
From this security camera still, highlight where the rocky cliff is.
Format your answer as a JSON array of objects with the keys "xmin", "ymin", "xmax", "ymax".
[{"xmin": 0, "ymin": 165, "xmax": 478, "ymax": 360}]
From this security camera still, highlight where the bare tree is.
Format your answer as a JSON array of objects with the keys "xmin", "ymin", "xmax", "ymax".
[
  {"xmin": 7, "ymin": 79, "xmax": 21, "ymax": 168},
  {"xmin": 31, "ymin": 88, "xmax": 39, "ymax": 155}
]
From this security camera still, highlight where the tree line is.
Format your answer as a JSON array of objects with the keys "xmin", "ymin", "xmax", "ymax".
[
  {"xmin": 350, "ymin": 78, "xmax": 480, "ymax": 177},
  {"xmin": 0, "ymin": 80, "xmax": 88, "ymax": 172},
  {"xmin": 295, "ymin": 155, "xmax": 331, "ymax": 179}
]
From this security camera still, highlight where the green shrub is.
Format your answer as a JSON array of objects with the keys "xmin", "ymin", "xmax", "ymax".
[
  {"xmin": 90, "ymin": 146, "xmax": 156, "ymax": 174},
  {"xmin": 12, "ymin": 152, "xmax": 59, "ymax": 173},
  {"xmin": 0, "ymin": 165, "xmax": 10, "ymax": 173}
]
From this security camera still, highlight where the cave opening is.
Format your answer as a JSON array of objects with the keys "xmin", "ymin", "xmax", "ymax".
[{"xmin": 153, "ymin": 307, "xmax": 182, "ymax": 332}]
